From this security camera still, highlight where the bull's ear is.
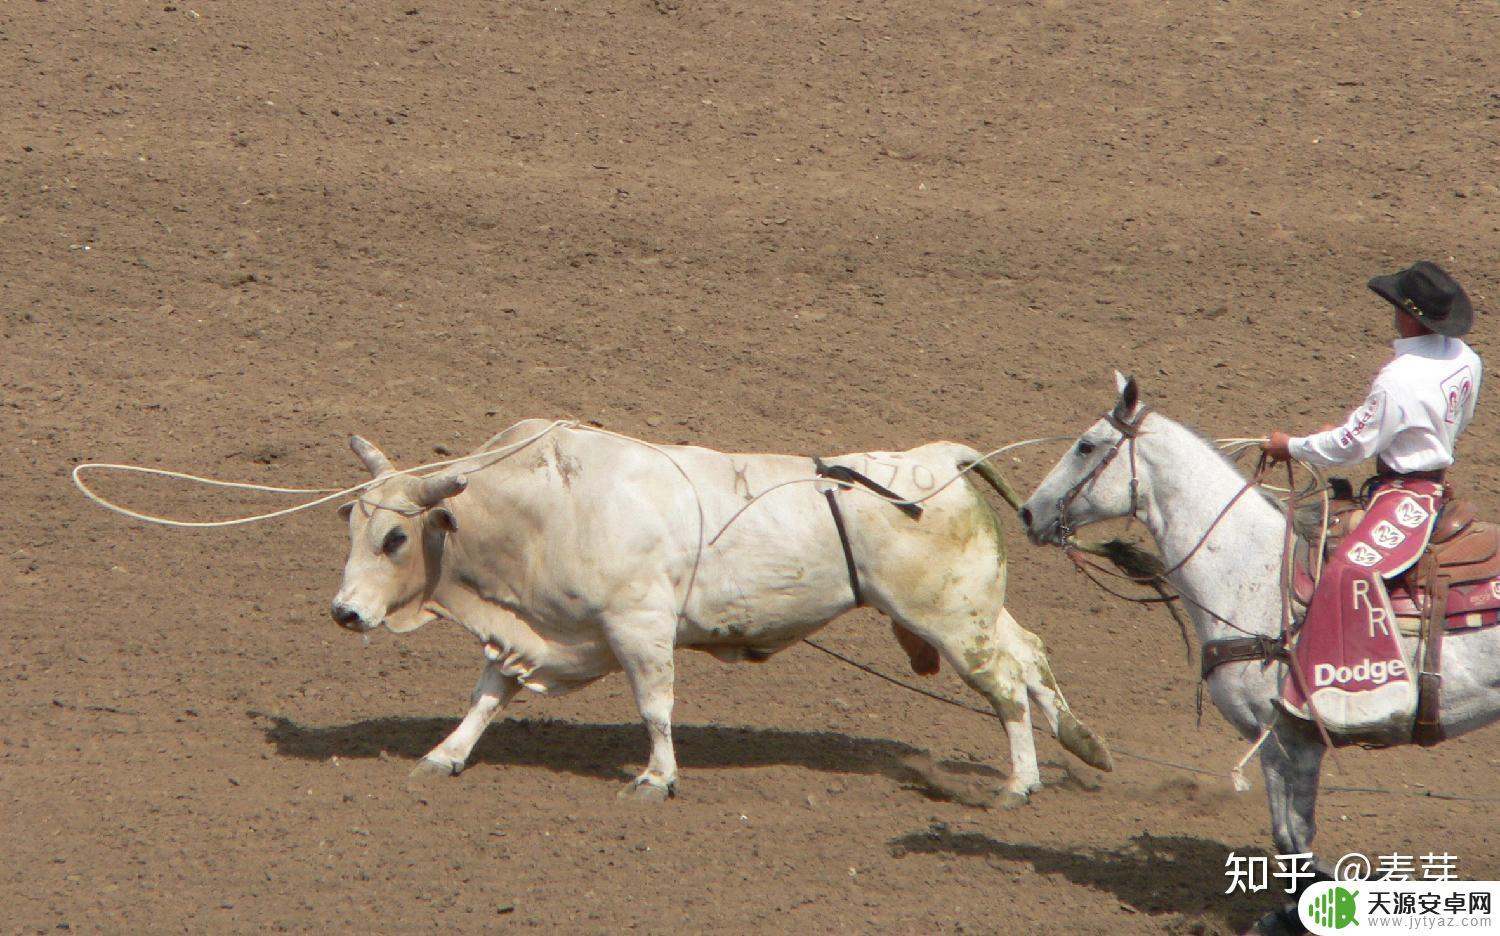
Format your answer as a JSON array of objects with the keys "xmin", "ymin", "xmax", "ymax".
[
  {"xmin": 415, "ymin": 472, "xmax": 467, "ymax": 508},
  {"xmin": 1112, "ymin": 371, "xmax": 1140, "ymax": 420},
  {"xmin": 429, "ymin": 507, "xmax": 458, "ymax": 533},
  {"xmin": 337, "ymin": 501, "xmax": 355, "ymax": 521}
]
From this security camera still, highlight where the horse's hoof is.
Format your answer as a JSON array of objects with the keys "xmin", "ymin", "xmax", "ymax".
[
  {"xmin": 617, "ymin": 777, "xmax": 675, "ymax": 803},
  {"xmin": 997, "ymin": 789, "xmax": 1030, "ymax": 810},
  {"xmin": 1246, "ymin": 904, "xmax": 1306, "ymax": 936},
  {"xmin": 410, "ymin": 756, "xmax": 462, "ymax": 779}
]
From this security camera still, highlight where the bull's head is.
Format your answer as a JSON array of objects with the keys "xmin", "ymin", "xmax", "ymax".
[{"xmin": 329, "ymin": 436, "xmax": 467, "ymax": 633}]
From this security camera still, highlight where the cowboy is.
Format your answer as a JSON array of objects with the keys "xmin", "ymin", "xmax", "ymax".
[{"xmin": 1262, "ymin": 261, "xmax": 1482, "ymax": 736}]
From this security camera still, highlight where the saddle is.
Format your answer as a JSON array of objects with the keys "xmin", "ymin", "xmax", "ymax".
[
  {"xmin": 1291, "ymin": 486, "xmax": 1500, "ymax": 745},
  {"xmin": 1295, "ymin": 495, "xmax": 1500, "ymax": 612}
]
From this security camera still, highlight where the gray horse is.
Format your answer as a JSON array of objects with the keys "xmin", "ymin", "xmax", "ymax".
[{"xmin": 1018, "ymin": 374, "xmax": 1500, "ymax": 934}]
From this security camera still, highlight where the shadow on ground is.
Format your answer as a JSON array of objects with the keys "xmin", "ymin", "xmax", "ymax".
[
  {"xmin": 248, "ymin": 711, "xmax": 1077, "ymax": 805},
  {"xmin": 890, "ymin": 824, "xmax": 1278, "ymax": 934}
]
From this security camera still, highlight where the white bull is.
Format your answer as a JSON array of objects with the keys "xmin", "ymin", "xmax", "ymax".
[{"xmin": 330, "ymin": 420, "xmax": 1110, "ymax": 803}]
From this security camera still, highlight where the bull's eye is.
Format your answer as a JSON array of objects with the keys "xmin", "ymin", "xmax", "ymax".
[
  {"xmin": 1076, "ymin": 440, "xmax": 1096, "ymax": 457},
  {"xmin": 381, "ymin": 528, "xmax": 408, "ymax": 555}
]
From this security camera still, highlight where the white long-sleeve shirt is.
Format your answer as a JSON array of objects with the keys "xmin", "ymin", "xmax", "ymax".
[{"xmin": 1289, "ymin": 333, "xmax": 1483, "ymax": 472}]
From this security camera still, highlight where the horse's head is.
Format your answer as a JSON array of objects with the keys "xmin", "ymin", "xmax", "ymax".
[{"xmin": 1020, "ymin": 372, "xmax": 1150, "ymax": 545}]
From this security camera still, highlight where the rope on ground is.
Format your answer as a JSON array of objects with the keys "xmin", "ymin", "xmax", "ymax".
[{"xmin": 802, "ymin": 637, "xmax": 1500, "ymax": 802}]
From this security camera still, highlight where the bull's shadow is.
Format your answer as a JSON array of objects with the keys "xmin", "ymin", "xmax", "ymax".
[
  {"xmin": 250, "ymin": 711, "xmax": 1035, "ymax": 799},
  {"xmin": 890, "ymin": 824, "xmax": 1272, "ymax": 932}
]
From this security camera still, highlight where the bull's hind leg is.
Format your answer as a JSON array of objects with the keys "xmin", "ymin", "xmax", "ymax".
[
  {"xmin": 412, "ymin": 662, "xmax": 522, "ymax": 778},
  {"xmin": 603, "ymin": 608, "xmax": 680, "ymax": 802},
  {"xmin": 1003, "ymin": 610, "xmax": 1113, "ymax": 772},
  {"xmin": 889, "ymin": 608, "xmax": 1043, "ymax": 807},
  {"xmin": 961, "ymin": 645, "xmax": 1042, "ymax": 807}
]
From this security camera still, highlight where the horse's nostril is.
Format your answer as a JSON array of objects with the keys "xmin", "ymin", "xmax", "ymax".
[{"xmin": 1018, "ymin": 507, "xmax": 1033, "ymax": 529}]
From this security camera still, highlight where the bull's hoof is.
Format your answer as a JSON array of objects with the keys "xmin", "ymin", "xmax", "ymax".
[
  {"xmin": 996, "ymin": 789, "xmax": 1030, "ymax": 810},
  {"xmin": 410, "ymin": 756, "xmax": 463, "ymax": 779},
  {"xmin": 617, "ymin": 777, "xmax": 676, "ymax": 803},
  {"xmin": 1059, "ymin": 714, "xmax": 1114, "ymax": 772}
]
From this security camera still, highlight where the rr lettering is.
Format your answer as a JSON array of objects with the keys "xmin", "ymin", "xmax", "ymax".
[{"xmin": 1351, "ymin": 579, "xmax": 1393, "ymax": 637}]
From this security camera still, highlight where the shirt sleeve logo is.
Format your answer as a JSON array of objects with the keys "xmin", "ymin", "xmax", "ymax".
[
  {"xmin": 1337, "ymin": 397, "xmax": 1381, "ymax": 448},
  {"xmin": 1441, "ymin": 365, "xmax": 1475, "ymax": 425}
]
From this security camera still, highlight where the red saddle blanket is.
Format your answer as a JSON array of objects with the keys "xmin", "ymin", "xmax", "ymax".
[{"xmin": 1388, "ymin": 578, "xmax": 1500, "ymax": 630}]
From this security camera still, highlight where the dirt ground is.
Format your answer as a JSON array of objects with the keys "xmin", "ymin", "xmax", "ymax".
[{"xmin": 5, "ymin": 0, "xmax": 1500, "ymax": 932}]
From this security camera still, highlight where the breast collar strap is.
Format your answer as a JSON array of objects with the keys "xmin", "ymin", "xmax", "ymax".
[{"xmin": 1057, "ymin": 405, "xmax": 1153, "ymax": 541}]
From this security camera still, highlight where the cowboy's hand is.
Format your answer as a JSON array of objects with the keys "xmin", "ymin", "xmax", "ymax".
[{"xmin": 1261, "ymin": 431, "xmax": 1293, "ymax": 462}]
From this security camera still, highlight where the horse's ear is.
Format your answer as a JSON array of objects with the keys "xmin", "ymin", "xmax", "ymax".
[{"xmin": 1112, "ymin": 371, "xmax": 1140, "ymax": 420}]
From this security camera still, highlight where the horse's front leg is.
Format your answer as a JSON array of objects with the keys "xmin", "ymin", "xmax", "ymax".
[{"xmin": 1251, "ymin": 719, "xmax": 1329, "ymax": 935}]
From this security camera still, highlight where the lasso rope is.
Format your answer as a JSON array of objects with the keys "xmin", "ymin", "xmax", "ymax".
[
  {"xmin": 71, "ymin": 419, "xmax": 577, "ymax": 528},
  {"xmin": 802, "ymin": 637, "xmax": 1500, "ymax": 801},
  {"xmin": 706, "ymin": 436, "xmax": 1073, "ymax": 546}
]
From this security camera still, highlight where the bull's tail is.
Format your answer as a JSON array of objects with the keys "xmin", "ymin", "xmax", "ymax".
[{"xmin": 954, "ymin": 447, "xmax": 1025, "ymax": 513}]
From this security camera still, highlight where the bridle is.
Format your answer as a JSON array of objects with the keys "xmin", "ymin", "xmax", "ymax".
[
  {"xmin": 1053, "ymin": 408, "xmax": 1335, "ymax": 741},
  {"xmin": 1054, "ymin": 404, "xmax": 1153, "ymax": 542},
  {"xmin": 1057, "ymin": 404, "xmax": 1280, "ymax": 585}
]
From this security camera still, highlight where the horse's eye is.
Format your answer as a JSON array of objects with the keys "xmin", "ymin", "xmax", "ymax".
[
  {"xmin": 1076, "ymin": 440, "xmax": 1096, "ymax": 457},
  {"xmin": 382, "ymin": 528, "xmax": 408, "ymax": 555}
]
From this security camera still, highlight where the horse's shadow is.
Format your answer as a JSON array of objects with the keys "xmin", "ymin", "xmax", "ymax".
[
  {"xmin": 249, "ymin": 710, "xmax": 1060, "ymax": 803},
  {"xmin": 890, "ymin": 823, "xmax": 1274, "ymax": 932}
]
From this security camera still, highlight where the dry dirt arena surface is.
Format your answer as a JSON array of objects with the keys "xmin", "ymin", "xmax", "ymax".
[{"xmin": 6, "ymin": 1, "xmax": 1500, "ymax": 933}]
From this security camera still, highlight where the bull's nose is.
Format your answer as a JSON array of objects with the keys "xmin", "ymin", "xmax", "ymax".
[
  {"xmin": 1018, "ymin": 506, "xmax": 1034, "ymax": 530},
  {"xmin": 331, "ymin": 601, "xmax": 363, "ymax": 630}
]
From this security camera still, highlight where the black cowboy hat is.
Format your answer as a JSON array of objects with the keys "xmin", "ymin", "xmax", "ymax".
[{"xmin": 1368, "ymin": 260, "xmax": 1474, "ymax": 337}]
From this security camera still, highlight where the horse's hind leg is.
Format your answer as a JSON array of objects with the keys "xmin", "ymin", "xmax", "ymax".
[{"xmin": 1002, "ymin": 609, "xmax": 1113, "ymax": 771}]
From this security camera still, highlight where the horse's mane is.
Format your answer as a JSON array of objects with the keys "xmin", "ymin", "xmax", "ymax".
[{"xmin": 1153, "ymin": 409, "xmax": 1322, "ymax": 542}]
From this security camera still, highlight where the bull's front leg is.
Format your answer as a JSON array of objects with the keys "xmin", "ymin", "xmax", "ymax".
[
  {"xmin": 411, "ymin": 661, "xmax": 521, "ymax": 778},
  {"xmin": 604, "ymin": 610, "xmax": 679, "ymax": 802}
]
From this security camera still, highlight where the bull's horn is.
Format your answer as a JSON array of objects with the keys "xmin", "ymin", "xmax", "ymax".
[
  {"xmin": 415, "ymin": 473, "xmax": 468, "ymax": 507},
  {"xmin": 350, "ymin": 435, "xmax": 395, "ymax": 477}
]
